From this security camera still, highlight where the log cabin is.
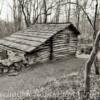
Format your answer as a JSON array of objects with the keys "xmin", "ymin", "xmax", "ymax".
[{"xmin": 0, "ymin": 23, "xmax": 80, "ymax": 66}]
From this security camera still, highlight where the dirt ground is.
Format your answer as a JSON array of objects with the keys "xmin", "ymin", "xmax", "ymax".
[
  {"xmin": 76, "ymin": 51, "xmax": 100, "ymax": 59},
  {"xmin": 0, "ymin": 57, "xmax": 86, "ymax": 100}
]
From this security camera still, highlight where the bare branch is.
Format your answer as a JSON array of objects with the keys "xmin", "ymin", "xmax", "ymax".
[{"xmin": 60, "ymin": 2, "xmax": 94, "ymax": 31}]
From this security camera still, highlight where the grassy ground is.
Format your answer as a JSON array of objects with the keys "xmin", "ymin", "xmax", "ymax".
[
  {"xmin": 21, "ymin": 69, "xmax": 100, "ymax": 100},
  {"xmin": 0, "ymin": 58, "xmax": 86, "ymax": 100}
]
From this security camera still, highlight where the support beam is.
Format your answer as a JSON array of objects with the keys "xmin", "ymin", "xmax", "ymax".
[{"xmin": 49, "ymin": 37, "xmax": 53, "ymax": 60}]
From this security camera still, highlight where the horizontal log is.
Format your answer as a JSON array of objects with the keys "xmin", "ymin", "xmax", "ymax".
[
  {"xmin": 54, "ymin": 38, "xmax": 64, "ymax": 40},
  {"xmin": 35, "ymin": 56, "xmax": 49, "ymax": 60},
  {"xmin": 70, "ymin": 41, "xmax": 77, "ymax": 42},
  {"xmin": 53, "ymin": 42, "xmax": 67, "ymax": 44},
  {"xmin": 41, "ymin": 44, "xmax": 50, "ymax": 47},
  {"xmin": 39, "ymin": 52, "xmax": 50, "ymax": 55},
  {"xmin": 53, "ymin": 44, "xmax": 68, "ymax": 47},
  {"xmin": 38, "ymin": 56, "xmax": 49, "ymax": 58},
  {"xmin": 53, "ymin": 41, "xmax": 66, "ymax": 43},
  {"xmin": 54, "ymin": 42, "xmax": 65, "ymax": 45},
  {"xmin": 36, "ymin": 56, "xmax": 49, "ymax": 60},
  {"xmin": 53, "ymin": 48, "xmax": 69, "ymax": 52},
  {"xmin": 54, "ymin": 52, "xmax": 70, "ymax": 55},
  {"xmin": 53, "ymin": 44, "xmax": 67, "ymax": 46},
  {"xmin": 37, "ymin": 46, "xmax": 49, "ymax": 50},
  {"xmin": 54, "ymin": 54, "xmax": 70, "ymax": 58},
  {"xmin": 53, "ymin": 46, "xmax": 68, "ymax": 49},
  {"xmin": 70, "ymin": 38, "xmax": 77, "ymax": 40},
  {"xmin": 36, "ymin": 48, "xmax": 50, "ymax": 51},
  {"xmin": 69, "ymin": 46, "xmax": 77, "ymax": 48},
  {"xmin": 54, "ymin": 51, "xmax": 69, "ymax": 54}
]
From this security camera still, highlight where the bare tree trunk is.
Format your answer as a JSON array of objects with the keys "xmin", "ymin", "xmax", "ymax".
[
  {"xmin": 84, "ymin": 31, "xmax": 100, "ymax": 99},
  {"xmin": 65, "ymin": 4, "xmax": 67, "ymax": 22},
  {"xmin": 37, "ymin": 0, "xmax": 39, "ymax": 23},
  {"xmin": 12, "ymin": 0, "xmax": 22, "ymax": 31},
  {"xmin": 43, "ymin": 0, "xmax": 47, "ymax": 23},
  {"xmin": 55, "ymin": 0, "xmax": 60, "ymax": 23},
  {"xmin": 93, "ymin": 0, "xmax": 99, "ymax": 75},
  {"xmin": 94, "ymin": 57, "xmax": 99, "ymax": 74},
  {"xmin": 76, "ymin": 0, "xmax": 80, "ymax": 29},
  {"xmin": 68, "ymin": 0, "xmax": 71, "ymax": 22},
  {"xmin": 18, "ymin": 0, "xmax": 31, "ymax": 27},
  {"xmin": 17, "ymin": 4, "xmax": 22, "ymax": 30}
]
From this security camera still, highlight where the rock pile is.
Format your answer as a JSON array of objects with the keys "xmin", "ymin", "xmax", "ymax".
[{"xmin": 0, "ymin": 50, "xmax": 27, "ymax": 74}]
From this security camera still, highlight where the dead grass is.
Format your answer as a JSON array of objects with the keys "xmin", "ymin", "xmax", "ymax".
[
  {"xmin": 0, "ymin": 58, "xmax": 86, "ymax": 100},
  {"xmin": 21, "ymin": 70, "xmax": 100, "ymax": 100}
]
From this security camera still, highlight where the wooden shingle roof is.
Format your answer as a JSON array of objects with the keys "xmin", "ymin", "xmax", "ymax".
[{"xmin": 0, "ymin": 23, "xmax": 80, "ymax": 53}]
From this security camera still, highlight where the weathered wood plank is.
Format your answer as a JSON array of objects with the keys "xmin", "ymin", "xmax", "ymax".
[
  {"xmin": 53, "ymin": 48, "xmax": 69, "ymax": 52},
  {"xmin": 11, "ymin": 34, "xmax": 46, "ymax": 42},
  {"xmin": 0, "ymin": 45, "xmax": 25, "ymax": 53},
  {"xmin": 15, "ymin": 33, "xmax": 53, "ymax": 39},
  {"xmin": 5, "ymin": 37, "xmax": 41, "ymax": 47},
  {"xmin": 15, "ymin": 33, "xmax": 49, "ymax": 39},
  {"xmin": 53, "ymin": 44, "xmax": 68, "ymax": 46},
  {"xmin": 25, "ymin": 29, "xmax": 56, "ymax": 34},
  {"xmin": 0, "ymin": 40, "xmax": 35, "ymax": 52},
  {"xmin": 26, "ymin": 31, "xmax": 54, "ymax": 35},
  {"xmin": 54, "ymin": 54, "xmax": 70, "ymax": 58},
  {"xmin": 15, "ymin": 31, "xmax": 54, "ymax": 36}
]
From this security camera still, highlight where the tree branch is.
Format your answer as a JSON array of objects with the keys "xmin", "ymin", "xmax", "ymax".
[{"xmin": 60, "ymin": 2, "xmax": 94, "ymax": 31}]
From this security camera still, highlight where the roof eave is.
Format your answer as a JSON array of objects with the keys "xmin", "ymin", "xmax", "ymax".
[{"xmin": 67, "ymin": 24, "xmax": 81, "ymax": 35}]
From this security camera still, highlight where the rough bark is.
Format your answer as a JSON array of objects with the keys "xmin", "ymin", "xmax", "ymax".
[
  {"xmin": 76, "ymin": 0, "xmax": 80, "ymax": 29},
  {"xmin": 55, "ymin": 0, "xmax": 61, "ymax": 23},
  {"xmin": 43, "ymin": 0, "xmax": 47, "ymax": 23},
  {"xmin": 93, "ymin": 0, "xmax": 99, "ymax": 75},
  {"xmin": 84, "ymin": 31, "xmax": 100, "ymax": 99},
  {"xmin": 68, "ymin": 0, "xmax": 71, "ymax": 22},
  {"xmin": 18, "ymin": 0, "xmax": 30, "ymax": 27},
  {"xmin": 94, "ymin": 57, "xmax": 99, "ymax": 75}
]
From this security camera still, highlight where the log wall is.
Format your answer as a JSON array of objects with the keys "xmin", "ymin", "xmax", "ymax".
[
  {"xmin": 69, "ymin": 32, "xmax": 78, "ymax": 55},
  {"xmin": 53, "ymin": 30, "xmax": 78, "ymax": 59},
  {"xmin": 26, "ymin": 29, "xmax": 78, "ymax": 65},
  {"xmin": 26, "ymin": 40, "xmax": 50, "ymax": 65}
]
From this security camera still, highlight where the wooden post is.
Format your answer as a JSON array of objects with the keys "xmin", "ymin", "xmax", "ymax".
[{"xmin": 49, "ymin": 37, "xmax": 53, "ymax": 60}]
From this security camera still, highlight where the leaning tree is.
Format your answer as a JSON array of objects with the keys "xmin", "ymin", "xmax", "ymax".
[{"xmin": 60, "ymin": 0, "xmax": 100, "ymax": 99}]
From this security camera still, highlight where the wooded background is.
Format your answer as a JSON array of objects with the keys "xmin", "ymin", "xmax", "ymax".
[{"xmin": 0, "ymin": 0, "xmax": 100, "ymax": 42}]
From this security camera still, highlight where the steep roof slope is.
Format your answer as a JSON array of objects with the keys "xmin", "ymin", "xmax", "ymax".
[{"xmin": 0, "ymin": 23, "xmax": 80, "ymax": 53}]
